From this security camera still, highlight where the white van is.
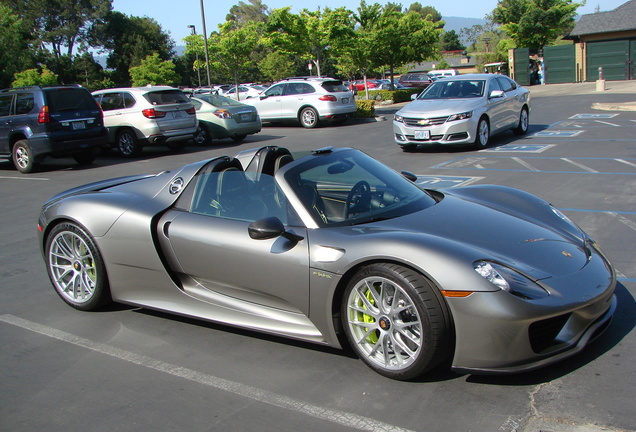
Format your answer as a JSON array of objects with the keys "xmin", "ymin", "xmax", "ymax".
[{"xmin": 427, "ymin": 69, "xmax": 460, "ymax": 79}]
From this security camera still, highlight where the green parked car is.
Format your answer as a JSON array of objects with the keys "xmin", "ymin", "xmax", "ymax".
[{"xmin": 191, "ymin": 95, "xmax": 261, "ymax": 145}]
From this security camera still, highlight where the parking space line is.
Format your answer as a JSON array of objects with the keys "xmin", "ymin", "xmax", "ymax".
[
  {"xmin": 560, "ymin": 158, "xmax": 599, "ymax": 173},
  {"xmin": 616, "ymin": 159, "xmax": 636, "ymax": 168},
  {"xmin": 594, "ymin": 120, "xmax": 620, "ymax": 127},
  {"xmin": 0, "ymin": 176, "xmax": 49, "ymax": 181},
  {"xmin": 0, "ymin": 314, "xmax": 413, "ymax": 432},
  {"xmin": 512, "ymin": 157, "xmax": 540, "ymax": 171},
  {"xmin": 606, "ymin": 211, "xmax": 636, "ymax": 232}
]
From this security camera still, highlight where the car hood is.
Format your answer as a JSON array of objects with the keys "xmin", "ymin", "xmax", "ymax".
[
  {"xmin": 371, "ymin": 194, "xmax": 588, "ymax": 280},
  {"xmin": 398, "ymin": 98, "xmax": 482, "ymax": 116}
]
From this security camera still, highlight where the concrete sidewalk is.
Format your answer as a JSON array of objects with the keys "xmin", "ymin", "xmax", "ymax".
[{"xmin": 528, "ymin": 80, "xmax": 636, "ymax": 111}]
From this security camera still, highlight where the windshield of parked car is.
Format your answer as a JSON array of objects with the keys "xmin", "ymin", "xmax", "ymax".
[
  {"xmin": 197, "ymin": 95, "xmax": 244, "ymax": 107},
  {"xmin": 418, "ymin": 80, "xmax": 485, "ymax": 100},
  {"xmin": 284, "ymin": 149, "xmax": 437, "ymax": 227}
]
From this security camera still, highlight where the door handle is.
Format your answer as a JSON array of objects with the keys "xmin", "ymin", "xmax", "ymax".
[{"xmin": 163, "ymin": 222, "xmax": 171, "ymax": 237}]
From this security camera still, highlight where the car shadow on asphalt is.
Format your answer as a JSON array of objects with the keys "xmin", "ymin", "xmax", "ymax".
[{"xmin": 464, "ymin": 282, "xmax": 635, "ymax": 386}]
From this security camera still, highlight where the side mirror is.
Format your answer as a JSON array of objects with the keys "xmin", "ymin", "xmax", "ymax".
[
  {"xmin": 401, "ymin": 171, "xmax": 418, "ymax": 182},
  {"xmin": 489, "ymin": 90, "xmax": 505, "ymax": 99},
  {"xmin": 411, "ymin": 93, "xmax": 418, "ymax": 101},
  {"xmin": 248, "ymin": 217, "xmax": 304, "ymax": 242}
]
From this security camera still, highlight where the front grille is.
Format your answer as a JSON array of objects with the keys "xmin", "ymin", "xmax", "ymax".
[
  {"xmin": 403, "ymin": 116, "xmax": 448, "ymax": 127},
  {"xmin": 529, "ymin": 313, "xmax": 571, "ymax": 353}
]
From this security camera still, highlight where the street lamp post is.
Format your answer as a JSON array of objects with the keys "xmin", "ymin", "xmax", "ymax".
[
  {"xmin": 199, "ymin": 0, "xmax": 212, "ymax": 89},
  {"xmin": 187, "ymin": 25, "xmax": 202, "ymax": 88}
]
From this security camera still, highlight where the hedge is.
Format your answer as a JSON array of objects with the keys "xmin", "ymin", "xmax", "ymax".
[{"xmin": 355, "ymin": 99, "xmax": 375, "ymax": 118}]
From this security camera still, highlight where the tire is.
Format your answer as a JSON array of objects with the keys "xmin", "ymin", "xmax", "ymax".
[
  {"xmin": 12, "ymin": 139, "xmax": 39, "ymax": 173},
  {"xmin": 513, "ymin": 107, "xmax": 529, "ymax": 135},
  {"xmin": 299, "ymin": 107, "xmax": 319, "ymax": 128},
  {"xmin": 167, "ymin": 141, "xmax": 186, "ymax": 151},
  {"xmin": 231, "ymin": 134, "xmax": 247, "ymax": 142},
  {"xmin": 400, "ymin": 144, "xmax": 417, "ymax": 153},
  {"xmin": 45, "ymin": 222, "xmax": 111, "ymax": 311},
  {"xmin": 341, "ymin": 263, "xmax": 451, "ymax": 380},
  {"xmin": 473, "ymin": 117, "xmax": 490, "ymax": 149},
  {"xmin": 116, "ymin": 128, "xmax": 141, "ymax": 158},
  {"xmin": 193, "ymin": 123, "xmax": 212, "ymax": 145},
  {"xmin": 73, "ymin": 150, "xmax": 97, "ymax": 166}
]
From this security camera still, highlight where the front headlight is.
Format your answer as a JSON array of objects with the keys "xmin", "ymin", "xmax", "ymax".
[
  {"xmin": 474, "ymin": 261, "xmax": 549, "ymax": 300},
  {"xmin": 447, "ymin": 111, "xmax": 473, "ymax": 122},
  {"xmin": 394, "ymin": 114, "xmax": 404, "ymax": 123}
]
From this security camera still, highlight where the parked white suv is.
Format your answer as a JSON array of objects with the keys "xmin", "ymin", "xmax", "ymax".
[
  {"xmin": 92, "ymin": 86, "xmax": 197, "ymax": 157},
  {"xmin": 242, "ymin": 77, "xmax": 356, "ymax": 128}
]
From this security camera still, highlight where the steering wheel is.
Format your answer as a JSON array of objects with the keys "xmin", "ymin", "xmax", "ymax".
[{"xmin": 345, "ymin": 181, "xmax": 371, "ymax": 218}]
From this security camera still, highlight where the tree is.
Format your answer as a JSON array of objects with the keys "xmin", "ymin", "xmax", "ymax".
[
  {"xmin": 12, "ymin": 65, "xmax": 58, "ymax": 87},
  {"xmin": 491, "ymin": 0, "xmax": 581, "ymax": 49},
  {"xmin": 226, "ymin": 0, "xmax": 270, "ymax": 24},
  {"xmin": 0, "ymin": 5, "xmax": 37, "ymax": 88},
  {"xmin": 440, "ymin": 30, "xmax": 465, "ymax": 51},
  {"xmin": 259, "ymin": 51, "xmax": 302, "ymax": 82},
  {"xmin": 93, "ymin": 11, "xmax": 174, "ymax": 86},
  {"xmin": 264, "ymin": 6, "xmax": 355, "ymax": 77},
  {"xmin": 407, "ymin": 2, "xmax": 443, "ymax": 28},
  {"xmin": 129, "ymin": 53, "xmax": 180, "ymax": 86}
]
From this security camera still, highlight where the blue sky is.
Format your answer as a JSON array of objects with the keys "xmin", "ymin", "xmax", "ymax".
[{"xmin": 111, "ymin": 0, "xmax": 628, "ymax": 46}]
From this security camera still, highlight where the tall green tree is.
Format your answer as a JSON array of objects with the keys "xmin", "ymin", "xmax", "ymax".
[
  {"xmin": 264, "ymin": 6, "xmax": 355, "ymax": 77},
  {"xmin": 226, "ymin": 0, "xmax": 270, "ymax": 24},
  {"xmin": 129, "ymin": 53, "xmax": 180, "ymax": 86},
  {"xmin": 440, "ymin": 30, "xmax": 465, "ymax": 51},
  {"xmin": 0, "ymin": 5, "xmax": 37, "ymax": 88},
  {"xmin": 491, "ymin": 0, "xmax": 581, "ymax": 49}
]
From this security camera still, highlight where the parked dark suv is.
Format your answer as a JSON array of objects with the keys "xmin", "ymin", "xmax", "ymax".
[{"xmin": 0, "ymin": 85, "xmax": 108, "ymax": 173}]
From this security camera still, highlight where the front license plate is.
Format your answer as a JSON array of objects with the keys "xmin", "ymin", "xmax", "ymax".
[
  {"xmin": 342, "ymin": 98, "xmax": 349, "ymax": 104},
  {"xmin": 72, "ymin": 121, "xmax": 86, "ymax": 130},
  {"xmin": 240, "ymin": 113, "xmax": 250, "ymax": 121},
  {"xmin": 414, "ymin": 130, "xmax": 430, "ymax": 139}
]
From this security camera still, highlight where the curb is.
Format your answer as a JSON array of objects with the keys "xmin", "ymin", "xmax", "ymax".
[{"xmin": 592, "ymin": 101, "xmax": 636, "ymax": 112}]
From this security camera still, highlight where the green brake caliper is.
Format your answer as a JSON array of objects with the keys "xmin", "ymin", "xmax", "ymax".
[{"xmin": 358, "ymin": 288, "xmax": 379, "ymax": 344}]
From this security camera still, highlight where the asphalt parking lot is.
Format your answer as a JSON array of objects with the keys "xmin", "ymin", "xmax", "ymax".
[{"xmin": 1, "ymin": 80, "xmax": 635, "ymax": 432}]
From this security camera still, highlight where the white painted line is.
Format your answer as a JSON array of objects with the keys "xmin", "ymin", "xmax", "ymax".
[
  {"xmin": 512, "ymin": 157, "xmax": 540, "ymax": 172},
  {"xmin": 606, "ymin": 212, "xmax": 636, "ymax": 232},
  {"xmin": 615, "ymin": 159, "xmax": 636, "ymax": 169},
  {"xmin": 594, "ymin": 120, "xmax": 619, "ymax": 127},
  {"xmin": 0, "ymin": 314, "xmax": 413, "ymax": 432},
  {"xmin": 560, "ymin": 158, "xmax": 599, "ymax": 173},
  {"xmin": 0, "ymin": 176, "xmax": 49, "ymax": 181}
]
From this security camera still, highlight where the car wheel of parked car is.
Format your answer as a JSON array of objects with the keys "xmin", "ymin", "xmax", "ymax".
[
  {"xmin": 72, "ymin": 150, "xmax": 97, "ymax": 166},
  {"xmin": 45, "ymin": 222, "xmax": 111, "ymax": 311},
  {"xmin": 341, "ymin": 263, "xmax": 451, "ymax": 380},
  {"xmin": 193, "ymin": 123, "xmax": 212, "ymax": 145},
  {"xmin": 12, "ymin": 140, "xmax": 39, "ymax": 174},
  {"xmin": 299, "ymin": 107, "xmax": 319, "ymax": 128},
  {"xmin": 167, "ymin": 141, "xmax": 187, "ymax": 151},
  {"xmin": 116, "ymin": 128, "xmax": 141, "ymax": 158},
  {"xmin": 231, "ymin": 134, "xmax": 247, "ymax": 142},
  {"xmin": 400, "ymin": 144, "xmax": 417, "ymax": 153},
  {"xmin": 514, "ymin": 107, "xmax": 529, "ymax": 135},
  {"xmin": 474, "ymin": 117, "xmax": 490, "ymax": 148}
]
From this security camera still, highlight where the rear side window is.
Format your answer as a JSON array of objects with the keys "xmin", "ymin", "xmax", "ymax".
[
  {"xmin": 15, "ymin": 93, "xmax": 35, "ymax": 115},
  {"xmin": 44, "ymin": 88, "xmax": 97, "ymax": 112},
  {"xmin": 0, "ymin": 94, "xmax": 13, "ymax": 117},
  {"xmin": 286, "ymin": 83, "xmax": 315, "ymax": 95},
  {"xmin": 144, "ymin": 90, "xmax": 189, "ymax": 105},
  {"xmin": 321, "ymin": 81, "xmax": 348, "ymax": 92}
]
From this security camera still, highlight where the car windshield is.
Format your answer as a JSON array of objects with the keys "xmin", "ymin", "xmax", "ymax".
[
  {"xmin": 197, "ymin": 95, "xmax": 244, "ymax": 107},
  {"xmin": 418, "ymin": 80, "xmax": 485, "ymax": 100},
  {"xmin": 284, "ymin": 149, "xmax": 437, "ymax": 227}
]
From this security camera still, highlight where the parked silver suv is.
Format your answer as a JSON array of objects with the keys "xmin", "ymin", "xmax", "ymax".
[
  {"xmin": 243, "ymin": 77, "xmax": 356, "ymax": 128},
  {"xmin": 92, "ymin": 86, "xmax": 197, "ymax": 157}
]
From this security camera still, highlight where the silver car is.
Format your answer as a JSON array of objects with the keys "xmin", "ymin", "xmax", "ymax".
[
  {"xmin": 38, "ymin": 146, "xmax": 615, "ymax": 381},
  {"xmin": 191, "ymin": 95, "xmax": 261, "ymax": 144},
  {"xmin": 393, "ymin": 74, "xmax": 530, "ymax": 151},
  {"xmin": 93, "ymin": 86, "xmax": 198, "ymax": 157},
  {"xmin": 243, "ymin": 77, "xmax": 357, "ymax": 128}
]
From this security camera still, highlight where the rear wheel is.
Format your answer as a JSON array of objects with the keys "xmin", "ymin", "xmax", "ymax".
[
  {"xmin": 299, "ymin": 107, "xmax": 319, "ymax": 128},
  {"xmin": 193, "ymin": 123, "xmax": 212, "ymax": 145},
  {"xmin": 12, "ymin": 139, "xmax": 39, "ymax": 173},
  {"xmin": 45, "ymin": 222, "xmax": 111, "ymax": 311},
  {"xmin": 341, "ymin": 263, "xmax": 451, "ymax": 380},
  {"xmin": 514, "ymin": 107, "xmax": 529, "ymax": 135},
  {"xmin": 73, "ymin": 150, "xmax": 97, "ymax": 166},
  {"xmin": 116, "ymin": 128, "xmax": 141, "ymax": 158},
  {"xmin": 231, "ymin": 134, "xmax": 247, "ymax": 142}
]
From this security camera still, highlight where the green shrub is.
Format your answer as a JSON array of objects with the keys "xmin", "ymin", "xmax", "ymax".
[
  {"xmin": 355, "ymin": 99, "xmax": 375, "ymax": 118},
  {"xmin": 368, "ymin": 89, "xmax": 420, "ymax": 102}
]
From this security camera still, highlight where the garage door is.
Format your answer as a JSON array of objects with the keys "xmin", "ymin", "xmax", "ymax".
[
  {"xmin": 513, "ymin": 48, "xmax": 531, "ymax": 85},
  {"xmin": 586, "ymin": 40, "xmax": 630, "ymax": 81},
  {"xmin": 543, "ymin": 45, "xmax": 576, "ymax": 84}
]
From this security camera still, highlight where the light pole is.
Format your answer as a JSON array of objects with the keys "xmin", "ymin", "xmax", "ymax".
[
  {"xmin": 187, "ymin": 25, "xmax": 202, "ymax": 88},
  {"xmin": 199, "ymin": 0, "xmax": 212, "ymax": 89}
]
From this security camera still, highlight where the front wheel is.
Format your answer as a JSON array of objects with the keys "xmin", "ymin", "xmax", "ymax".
[
  {"xmin": 12, "ymin": 139, "xmax": 39, "ymax": 173},
  {"xmin": 45, "ymin": 222, "xmax": 111, "ymax": 311},
  {"xmin": 341, "ymin": 263, "xmax": 451, "ymax": 380},
  {"xmin": 299, "ymin": 107, "xmax": 319, "ymax": 128},
  {"xmin": 473, "ymin": 117, "xmax": 490, "ymax": 149},
  {"xmin": 513, "ymin": 107, "xmax": 529, "ymax": 135}
]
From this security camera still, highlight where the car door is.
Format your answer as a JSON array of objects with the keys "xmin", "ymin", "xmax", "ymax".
[
  {"xmin": 96, "ymin": 91, "xmax": 128, "ymax": 130},
  {"xmin": 281, "ymin": 82, "xmax": 316, "ymax": 118},
  {"xmin": 485, "ymin": 78, "xmax": 510, "ymax": 133},
  {"xmin": 0, "ymin": 93, "xmax": 15, "ymax": 154},
  {"xmin": 496, "ymin": 76, "xmax": 521, "ymax": 128},
  {"xmin": 157, "ymin": 169, "xmax": 310, "ymax": 315},
  {"xmin": 248, "ymin": 83, "xmax": 286, "ymax": 120}
]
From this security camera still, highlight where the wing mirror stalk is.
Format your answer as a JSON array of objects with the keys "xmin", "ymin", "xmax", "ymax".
[{"xmin": 248, "ymin": 217, "xmax": 304, "ymax": 242}]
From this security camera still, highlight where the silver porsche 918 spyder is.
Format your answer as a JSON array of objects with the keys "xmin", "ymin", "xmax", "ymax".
[{"xmin": 38, "ymin": 146, "xmax": 617, "ymax": 380}]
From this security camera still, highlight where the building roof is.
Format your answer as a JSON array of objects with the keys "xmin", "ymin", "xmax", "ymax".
[
  {"xmin": 407, "ymin": 55, "xmax": 477, "ymax": 73},
  {"xmin": 569, "ymin": 0, "xmax": 636, "ymax": 36}
]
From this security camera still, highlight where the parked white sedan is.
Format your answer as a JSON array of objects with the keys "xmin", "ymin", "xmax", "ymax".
[{"xmin": 393, "ymin": 74, "xmax": 530, "ymax": 152}]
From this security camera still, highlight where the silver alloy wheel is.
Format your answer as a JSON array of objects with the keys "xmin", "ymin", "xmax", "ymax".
[
  {"xmin": 14, "ymin": 145, "xmax": 29, "ymax": 170},
  {"xmin": 476, "ymin": 118, "xmax": 489, "ymax": 147},
  {"xmin": 117, "ymin": 130, "xmax": 138, "ymax": 157},
  {"xmin": 48, "ymin": 230, "xmax": 97, "ymax": 304},
  {"xmin": 345, "ymin": 275, "xmax": 423, "ymax": 371},
  {"xmin": 300, "ymin": 107, "xmax": 318, "ymax": 128}
]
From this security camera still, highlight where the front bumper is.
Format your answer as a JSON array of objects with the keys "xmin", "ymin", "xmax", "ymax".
[{"xmin": 393, "ymin": 117, "xmax": 477, "ymax": 146}]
